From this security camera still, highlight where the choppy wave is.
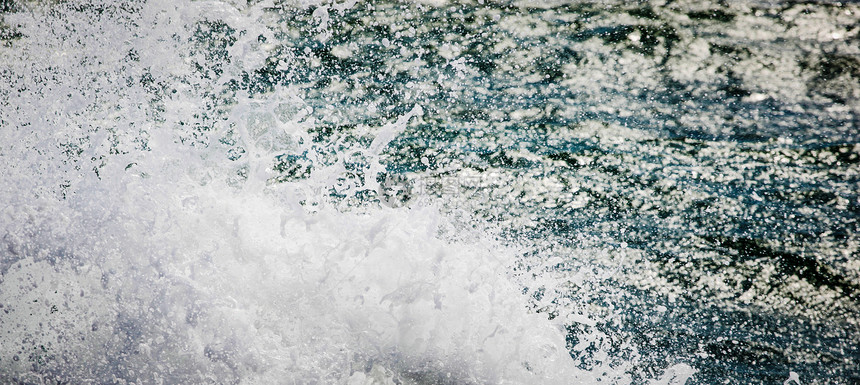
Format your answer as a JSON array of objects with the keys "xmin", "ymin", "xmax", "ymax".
[
  {"xmin": 1, "ymin": 0, "xmax": 858, "ymax": 384},
  {"xmin": 0, "ymin": 1, "xmax": 629, "ymax": 383}
]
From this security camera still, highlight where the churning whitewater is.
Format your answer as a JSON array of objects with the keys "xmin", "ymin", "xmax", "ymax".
[
  {"xmin": 1, "ymin": 0, "xmax": 858, "ymax": 384},
  {"xmin": 0, "ymin": 1, "xmax": 630, "ymax": 383}
]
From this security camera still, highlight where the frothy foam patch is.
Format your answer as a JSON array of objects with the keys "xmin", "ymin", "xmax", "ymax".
[
  {"xmin": 0, "ymin": 166, "xmax": 584, "ymax": 383},
  {"xmin": 0, "ymin": 0, "xmax": 698, "ymax": 383}
]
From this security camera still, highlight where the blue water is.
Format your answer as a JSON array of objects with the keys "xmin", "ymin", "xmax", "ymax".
[{"xmin": 1, "ymin": 0, "xmax": 858, "ymax": 384}]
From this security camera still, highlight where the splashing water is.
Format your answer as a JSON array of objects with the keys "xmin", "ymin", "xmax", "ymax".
[
  {"xmin": 2, "ymin": 0, "xmax": 858, "ymax": 384},
  {"xmin": 0, "ymin": 0, "xmax": 662, "ymax": 383}
]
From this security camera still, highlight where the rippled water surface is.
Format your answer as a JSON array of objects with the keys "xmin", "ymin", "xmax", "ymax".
[{"xmin": 1, "ymin": 0, "xmax": 858, "ymax": 384}]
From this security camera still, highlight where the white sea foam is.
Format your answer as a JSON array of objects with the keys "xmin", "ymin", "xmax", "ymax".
[
  {"xmin": 0, "ymin": 0, "xmax": 702, "ymax": 383},
  {"xmin": 0, "ymin": 154, "xmax": 589, "ymax": 383}
]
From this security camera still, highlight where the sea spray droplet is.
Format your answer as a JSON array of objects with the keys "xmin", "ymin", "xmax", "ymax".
[{"xmin": 784, "ymin": 371, "xmax": 802, "ymax": 385}]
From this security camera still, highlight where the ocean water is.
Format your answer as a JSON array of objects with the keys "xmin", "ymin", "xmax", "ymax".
[{"xmin": 0, "ymin": 0, "xmax": 858, "ymax": 384}]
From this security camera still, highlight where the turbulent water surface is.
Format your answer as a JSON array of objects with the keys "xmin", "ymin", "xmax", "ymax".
[{"xmin": 1, "ymin": 0, "xmax": 858, "ymax": 384}]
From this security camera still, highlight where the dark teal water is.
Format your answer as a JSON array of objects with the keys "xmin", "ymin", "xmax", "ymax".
[
  {"xmin": 1, "ymin": 0, "xmax": 858, "ymax": 383},
  {"xmin": 273, "ymin": 2, "xmax": 860, "ymax": 383}
]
